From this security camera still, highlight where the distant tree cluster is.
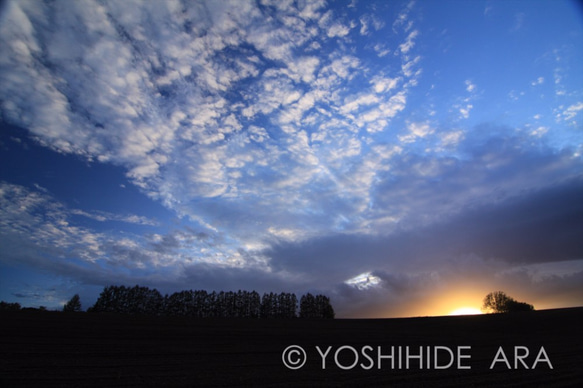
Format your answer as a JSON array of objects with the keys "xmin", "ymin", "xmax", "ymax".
[
  {"xmin": 0, "ymin": 302, "xmax": 48, "ymax": 311},
  {"xmin": 482, "ymin": 291, "xmax": 534, "ymax": 313},
  {"xmin": 0, "ymin": 301, "xmax": 22, "ymax": 311},
  {"xmin": 89, "ymin": 285, "xmax": 164, "ymax": 315},
  {"xmin": 87, "ymin": 285, "xmax": 334, "ymax": 319},
  {"xmin": 259, "ymin": 292, "xmax": 298, "ymax": 319}
]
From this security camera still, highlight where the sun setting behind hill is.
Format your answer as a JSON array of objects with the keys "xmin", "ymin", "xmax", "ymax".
[{"xmin": 449, "ymin": 307, "xmax": 483, "ymax": 316}]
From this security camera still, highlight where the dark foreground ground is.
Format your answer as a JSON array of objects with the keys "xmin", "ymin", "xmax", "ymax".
[{"xmin": 1, "ymin": 307, "xmax": 582, "ymax": 387}]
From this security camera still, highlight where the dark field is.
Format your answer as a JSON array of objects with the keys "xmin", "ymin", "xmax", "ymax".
[{"xmin": 1, "ymin": 307, "xmax": 582, "ymax": 387}]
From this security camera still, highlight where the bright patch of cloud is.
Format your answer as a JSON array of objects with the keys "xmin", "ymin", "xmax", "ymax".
[{"xmin": 345, "ymin": 272, "xmax": 382, "ymax": 290}]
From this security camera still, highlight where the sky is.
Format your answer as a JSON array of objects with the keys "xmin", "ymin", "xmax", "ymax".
[{"xmin": 0, "ymin": 0, "xmax": 582, "ymax": 318}]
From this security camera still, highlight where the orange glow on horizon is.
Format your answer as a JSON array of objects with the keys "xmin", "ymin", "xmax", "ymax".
[
  {"xmin": 418, "ymin": 285, "xmax": 488, "ymax": 318},
  {"xmin": 448, "ymin": 307, "xmax": 483, "ymax": 316},
  {"xmin": 375, "ymin": 281, "xmax": 579, "ymax": 319}
]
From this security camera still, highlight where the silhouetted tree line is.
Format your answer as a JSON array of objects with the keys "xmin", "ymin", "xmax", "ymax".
[
  {"xmin": 0, "ymin": 301, "xmax": 48, "ymax": 311},
  {"xmin": 0, "ymin": 301, "xmax": 22, "ymax": 311},
  {"xmin": 86, "ymin": 285, "xmax": 334, "ymax": 319}
]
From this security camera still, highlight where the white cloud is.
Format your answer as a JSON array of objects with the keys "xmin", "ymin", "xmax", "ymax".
[
  {"xmin": 398, "ymin": 29, "xmax": 419, "ymax": 54},
  {"xmin": 267, "ymin": 227, "xmax": 306, "ymax": 241},
  {"xmin": 70, "ymin": 209, "xmax": 158, "ymax": 226},
  {"xmin": 282, "ymin": 56, "xmax": 320, "ymax": 83},
  {"xmin": 439, "ymin": 130, "xmax": 465, "ymax": 148},
  {"xmin": 318, "ymin": 9, "xmax": 353, "ymax": 39},
  {"xmin": 297, "ymin": 0, "xmax": 326, "ymax": 20},
  {"xmin": 407, "ymin": 123, "xmax": 434, "ymax": 137},
  {"xmin": 0, "ymin": 181, "xmax": 265, "ymax": 277},
  {"xmin": 372, "ymin": 43, "xmax": 391, "ymax": 57},
  {"xmin": 340, "ymin": 93, "xmax": 380, "ymax": 115},
  {"xmin": 459, "ymin": 104, "xmax": 473, "ymax": 119},
  {"xmin": 401, "ymin": 55, "xmax": 421, "ymax": 78},
  {"xmin": 530, "ymin": 126, "xmax": 548, "ymax": 138},
  {"xmin": 247, "ymin": 125, "xmax": 269, "ymax": 143},
  {"xmin": 562, "ymin": 102, "xmax": 583, "ymax": 121},
  {"xmin": 399, "ymin": 121, "xmax": 433, "ymax": 144},
  {"xmin": 360, "ymin": 91, "xmax": 407, "ymax": 133},
  {"xmin": 278, "ymin": 90, "xmax": 319, "ymax": 124},
  {"xmin": 0, "ymin": 0, "xmax": 419, "ymax": 246},
  {"xmin": 327, "ymin": 22, "xmax": 352, "ymax": 38},
  {"xmin": 508, "ymin": 90, "xmax": 525, "ymax": 101},
  {"xmin": 324, "ymin": 55, "xmax": 360, "ymax": 80},
  {"xmin": 359, "ymin": 14, "xmax": 384, "ymax": 36},
  {"xmin": 371, "ymin": 76, "xmax": 400, "ymax": 94},
  {"xmin": 0, "ymin": 182, "xmax": 106, "ymax": 262},
  {"xmin": 359, "ymin": 15, "xmax": 371, "ymax": 35},
  {"xmin": 392, "ymin": 0, "xmax": 415, "ymax": 32}
]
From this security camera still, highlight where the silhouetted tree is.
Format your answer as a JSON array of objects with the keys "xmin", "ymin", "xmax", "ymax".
[
  {"xmin": 194, "ymin": 290, "xmax": 210, "ymax": 318},
  {"xmin": 63, "ymin": 294, "xmax": 82, "ymax": 312},
  {"xmin": 89, "ymin": 285, "xmax": 163, "ymax": 315},
  {"xmin": 128, "ymin": 285, "xmax": 163, "ymax": 315},
  {"xmin": 278, "ymin": 292, "xmax": 298, "ymax": 318},
  {"xmin": 300, "ymin": 293, "xmax": 316, "ymax": 318},
  {"xmin": 88, "ymin": 285, "xmax": 116, "ymax": 313},
  {"xmin": 316, "ymin": 294, "xmax": 335, "ymax": 319},
  {"xmin": 248, "ymin": 290, "xmax": 261, "ymax": 318},
  {"xmin": 300, "ymin": 293, "xmax": 335, "ymax": 318},
  {"xmin": 260, "ymin": 292, "xmax": 276, "ymax": 318},
  {"xmin": 482, "ymin": 291, "xmax": 534, "ymax": 313}
]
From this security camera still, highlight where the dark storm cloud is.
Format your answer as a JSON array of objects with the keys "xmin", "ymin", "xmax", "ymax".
[
  {"xmin": 441, "ymin": 178, "xmax": 583, "ymax": 263},
  {"xmin": 371, "ymin": 128, "xmax": 582, "ymax": 232},
  {"xmin": 12, "ymin": 292, "xmax": 39, "ymax": 298},
  {"xmin": 266, "ymin": 177, "xmax": 583, "ymax": 283},
  {"xmin": 175, "ymin": 263, "xmax": 302, "ymax": 294}
]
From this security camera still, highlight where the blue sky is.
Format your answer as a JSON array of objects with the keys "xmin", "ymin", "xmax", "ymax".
[{"xmin": 1, "ymin": 0, "xmax": 582, "ymax": 317}]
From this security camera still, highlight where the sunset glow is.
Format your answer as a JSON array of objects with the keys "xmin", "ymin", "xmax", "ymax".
[{"xmin": 449, "ymin": 307, "xmax": 483, "ymax": 316}]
